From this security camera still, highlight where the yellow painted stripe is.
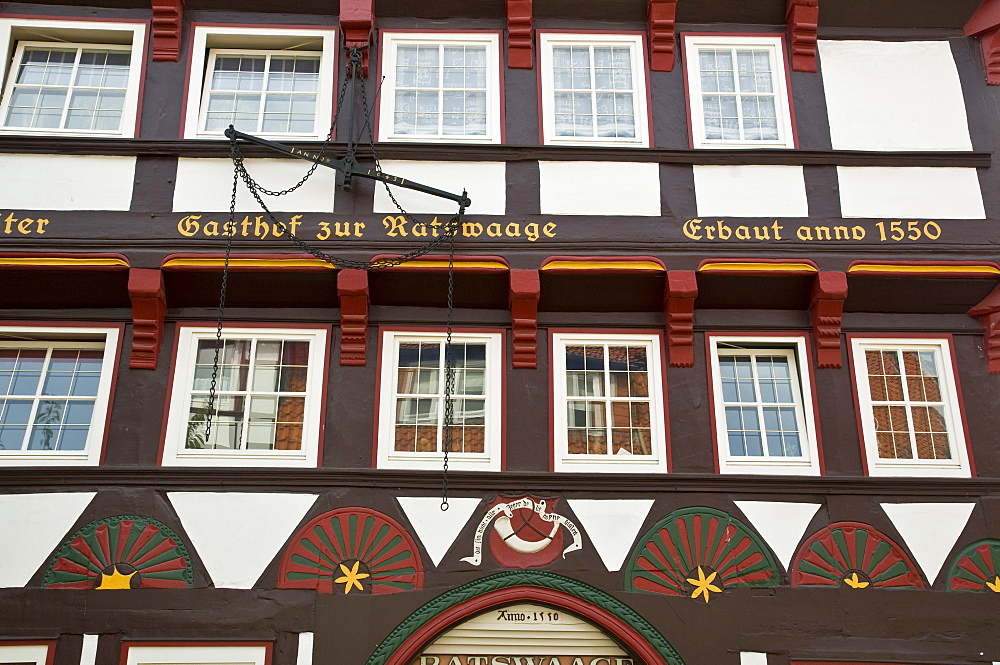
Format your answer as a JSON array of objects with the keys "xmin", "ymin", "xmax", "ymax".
[
  {"xmin": 541, "ymin": 260, "xmax": 665, "ymax": 272},
  {"xmin": 162, "ymin": 257, "xmax": 334, "ymax": 270},
  {"xmin": 392, "ymin": 260, "xmax": 508, "ymax": 270},
  {"xmin": 848, "ymin": 263, "xmax": 1000, "ymax": 276},
  {"xmin": 0, "ymin": 257, "xmax": 128, "ymax": 268},
  {"xmin": 699, "ymin": 262, "xmax": 817, "ymax": 273}
]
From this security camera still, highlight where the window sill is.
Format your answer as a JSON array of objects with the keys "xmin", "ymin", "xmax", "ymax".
[{"xmin": 721, "ymin": 459, "xmax": 821, "ymax": 476}]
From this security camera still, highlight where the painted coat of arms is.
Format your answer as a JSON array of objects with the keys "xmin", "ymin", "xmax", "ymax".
[{"xmin": 461, "ymin": 495, "xmax": 582, "ymax": 568}]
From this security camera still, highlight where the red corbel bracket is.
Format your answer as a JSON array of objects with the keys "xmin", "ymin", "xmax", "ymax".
[
  {"xmin": 969, "ymin": 284, "xmax": 1000, "ymax": 373},
  {"xmin": 665, "ymin": 270, "xmax": 697, "ymax": 367},
  {"xmin": 648, "ymin": 0, "xmax": 677, "ymax": 72},
  {"xmin": 506, "ymin": 0, "xmax": 533, "ymax": 69},
  {"xmin": 128, "ymin": 268, "xmax": 166, "ymax": 369},
  {"xmin": 966, "ymin": 0, "xmax": 1000, "ymax": 84},
  {"xmin": 341, "ymin": 0, "xmax": 374, "ymax": 76},
  {"xmin": 151, "ymin": 0, "xmax": 184, "ymax": 62},
  {"xmin": 338, "ymin": 269, "xmax": 369, "ymax": 366},
  {"xmin": 510, "ymin": 269, "xmax": 540, "ymax": 368},
  {"xmin": 786, "ymin": 0, "xmax": 819, "ymax": 73},
  {"xmin": 810, "ymin": 271, "xmax": 847, "ymax": 369}
]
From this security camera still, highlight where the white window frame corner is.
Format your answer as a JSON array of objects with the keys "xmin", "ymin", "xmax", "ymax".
[
  {"xmin": 552, "ymin": 331, "xmax": 668, "ymax": 473},
  {"xmin": 124, "ymin": 644, "xmax": 271, "ymax": 665},
  {"xmin": 161, "ymin": 325, "xmax": 328, "ymax": 468},
  {"xmin": 376, "ymin": 31, "xmax": 503, "ymax": 144},
  {"xmin": 850, "ymin": 336, "xmax": 971, "ymax": 478},
  {"xmin": 708, "ymin": 334, "xmax": 821, "ymax": 476},
  {"xmin": 182, "ymin": 25, "xmax": 337, "ymax": 140},
  {"xmin": 0, "ymin": 641, "xmax": 55, "ymax": 665},
  {"xmin": 538, "ymin": 32, "xmax": 651, "ymax": 148},
  {"xmin": 375, "ymin": 329, "xmax": 503, "ymax": 472},
  {"xmin": 0, "ymin": 18, "xmax": 147, "ymax": 138},
  {"xmin": 0, "ymin": 324, "xmax": 121, "ymax": 466},
  {"xmin": 683, "ymin": 33, "xmax": 795, "ymax": 150}
]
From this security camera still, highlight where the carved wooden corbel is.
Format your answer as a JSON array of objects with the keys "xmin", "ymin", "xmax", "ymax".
[
  {"xmin": 810, "ymin": 271, "xmax": 847, "ymax": 369},
  {"xmin": 665, "ymin": 270, "xmax": 697, "ymax": 367},
  {"xmin": 151, "ymin": 0, "xmax": 184, "ymax": 62},
  {"xmin": 969, "ymin": 284, "xmax": 1000, "ymax": 373},
  {"xmin": 966, "ymin": 0, "xmax": 1000, "ymax": 84},
  {"xmin": 786, "ymin": 0, "xmax": 819, "ymax": 73},
  {"xmin": 510, "ymin": 269, "xmax": 540, "ymax": 368},
  {"xmin": 128, "ymin": 268, "xmax": 166, "ymax": 369},
  {"xmin": 341, "ymin": 0, "xmax": 374, "ymax": 76},
  {"xmin": 338, "ymin": 269, "xmax": 369, "ymax": 366},
  {"xmin": 648, "ymin": 0, "xmax": 678, "ymax": 72},
  {"xmin": 506, "ymin": 0, "xmax": 533, "ymax": 69}
]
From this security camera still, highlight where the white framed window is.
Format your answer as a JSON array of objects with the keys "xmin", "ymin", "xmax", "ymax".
[
  {"xmin": 552, "ymin": 332, "xmax": 667, "ymax": 473},
  {"xmin": 539, "ymin": 32, "xmax": 650, "ymax": 147},
  {"xmin": 377, "ymin": 32, "xmax": 502, "ymax": 144},
  {"xmin": 0, "ymin": 642, "xmax": 54, "ymax": 665},
  {"xmin": 125, "ymin": 644, "xmax": 270, "ymax": 665},
  {"xmin": 851, "ymin": 337, "xmax": 971, "ymax": 478},
  {"xmin": 0, "ymin": 325, "xmax": 120, "ymax": 466},
  {"xmin": 183, "ymin": 25, "xmax": 337, "ymax": 140},
  {"xmin": 376, "ymin": 330, "xmax": 502, "ymax": 471},
  {"xmin": 684, "ymin": 34, "xmax": 795, "ymax": 149},
  {"xmin": 0, "ymin": 18, "xmax": 146, "ymax": 137},
  {"xmin": 708, "ymin": 336, "xmax": 821, "ymax": 475},
  {"xmin": 162, "ymin": 326, "xmax": 328, "ymax": 467}
]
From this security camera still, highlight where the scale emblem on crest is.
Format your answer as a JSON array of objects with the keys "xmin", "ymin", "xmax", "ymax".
[{"xmin": 461, "ymin": 495, "xmax": 583, "ymax": 568}]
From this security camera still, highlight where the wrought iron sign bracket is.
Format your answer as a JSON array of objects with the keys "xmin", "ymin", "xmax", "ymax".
[{"xmin": 223, "ymin": 127, "xmax": 473, "ymax": 209}]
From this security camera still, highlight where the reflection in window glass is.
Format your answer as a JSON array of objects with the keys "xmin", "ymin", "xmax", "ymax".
[
  {"xmin": 392, "ymin": 43, "xmax": 488, "ymax": 137},
  {"xmin": 718, "ymin": 351, "xmax": 803, "ymax": 459}
]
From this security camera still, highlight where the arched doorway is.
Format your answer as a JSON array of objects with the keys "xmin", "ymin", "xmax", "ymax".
[{"xmin": 367, "ymin": 572, "xmax": 684, "ymax": 665}]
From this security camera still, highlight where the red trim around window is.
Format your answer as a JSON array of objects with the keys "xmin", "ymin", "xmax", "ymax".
[
  {"xmin": 846, "ymin": 333, "xmax": 976, "ymax": 478},
  {"xmin": 374, "ymin": 30, "xmax": 507, "ymax": 144},
  {"xmin": 534, "ymin": 30, "xmax": 655, "ymax": 147},
  {"xmin": 0, "ymin": 639, "xmax": 57, "ymax": 665},
  {"xmin": 547, "ymin": 328, "xmax": 671, "ymax": 473},
  {"xmin": 681, "ymin": 32, "xmax": 799, "ymax": 150},
  {"xmin": 380, "ymin": 586, "xmax": 670, "ymax": 665},
  {"xmin": 371, "ymin": 326, "xmax": 507, "ymax": 471},
  {"xmin": 156, "ymin": 322, "xmax": 332, "ymax": 467},
  {"xmin": 704, "ymin": 331, "xmax": 825, "ymax": 475}
]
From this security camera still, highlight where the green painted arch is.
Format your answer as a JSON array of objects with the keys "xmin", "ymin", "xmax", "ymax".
[
  {"xmin": 945, "ymin": 538, "xmax": 1000, "ymax": 592},
  {"xmin": 624, "ymin": 507, "xmax": 781, "ymax": 598},
  {"xmin": 365, "ymin": 571, "xmax": 685, "ymax": 665}
]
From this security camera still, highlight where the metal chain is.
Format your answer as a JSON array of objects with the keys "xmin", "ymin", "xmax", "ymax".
[{"xmin": 441, "ymin": 228, "xmax": 456, "ymax": 511}]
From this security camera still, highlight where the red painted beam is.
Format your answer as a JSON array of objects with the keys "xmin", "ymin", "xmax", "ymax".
[
  {"xmin": 509, "ymin": 269, "xmax": 540, "ymax": 368},
  {"xmin": 809, "ymin": 271, "xmax": 847, "ymax": 369},
  {"xmin": 507, "ymin": 0, "xmax": 533, "ymax": 68},
  {"xmin": 665, "ymin": 270, "xmax": 697, "ymax": 367},
  {"xmin": 151, "ymin": 0, "xmax": 184, "ymax": 62},
  {"xmin": 786, "ymin": 0, "xmax": 819, "ymax": 73},
  {"xmin": 969, "ymin": 284, "xmax": 1000, "ymax": 373},
  {"xmin": 648, "ymin": 0, "xmax": 677, "ymax": 72},
  {"xmin": 341, "ymin": 0, "xmax": 374, "ymax": 76},
  {"xmin": 338, "ymin": 269, "xmax": 369, "ymax": 366},
  {"xmin": 965, "ymin": 0, "xmax": 1000, "ymax": 83},
  {"xmin": 128, "ymin": 268, "xmax": 166, "ymax": 370}
]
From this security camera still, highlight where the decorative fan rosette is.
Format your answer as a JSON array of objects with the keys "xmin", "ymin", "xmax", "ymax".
[
  {"xmin": 624, "ymin": 507, "xmax": 780, "ymax": 602},
  {"xmin": 278, "ymin": 507, "xmax": 423, "ymax": 595},
  {"xmin": 790, "ymin": 521, "xmax": 924, "ymax": 589},
  {"xmin": 43, "ymin": 515, "xmax": 193, "ymax": 589},
  {"xmin": 946, "ymin": 539, "xmax": 1000, "ymax": 592}
]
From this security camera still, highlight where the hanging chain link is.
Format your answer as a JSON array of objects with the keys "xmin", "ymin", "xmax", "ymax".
[{"xmin": 206, "ymin": 46, "xmax": 463, "ymax": 510}]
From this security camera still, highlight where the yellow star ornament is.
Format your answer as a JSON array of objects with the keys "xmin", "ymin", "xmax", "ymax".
[
  {"xmin": 843, "ymin": 572, "xmax": 870, "ymax": 589},
  {"xmin": 334, "ymin": 561, "xmax": 370, "ymax": 594},
  {"xmin": 986, "ymin": 576, "xmax": 1000, "ymax": 593},
  {"xmin": 686, "ymin": 566, "xmax": 722, "ymax": 603},
  {"xmin": 96, "ymin": 566, "xmax": 136, "ymax": 590}
]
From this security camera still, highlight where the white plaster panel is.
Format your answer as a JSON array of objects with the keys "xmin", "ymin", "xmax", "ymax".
[
  {"xmin": 837, "ymin": 167, "xmax": 985, "ymax": 219},
  {"xmin": 734, "ymin": 501, "xmax": 822, "ymax": 570},
  {"xmin": 567, "ymin": 499, "xmax": 655, "ymax": 571},
  {"xmin": 0, "ymin": 492, "xmax": 96, "ymax": 587},
  {"xmin": 397, "ymin": 496, "xmax": 481, "ymax": 567},
  {"xmin": 0, "ymin": 155, "xmax": 135, "ymax": 210},
  {"xmin": 167, "ymin": 492, "xmax": 318, "ymax": 589},
  {"xmin": 693, "ymin": 165, "xmax": 808, "ymax": 217},
  {"xmin": 819, "ymin": 40, "xmax": 973, "ymax": 151},
  {"xmin": 539, "ymin": 161, "xmax": 661, "ymax": 216},
  {"xmin": 173, "ymin": 158, "xmax": 337, "ymax": 212},
  {"xmin": 295, "ymin": 633, "xmax": 313, "ymax": 665},
  {"xmin": 80, "ymin": 635, "xmax": 98, "ymax": 665},
  {"xmin": 372, "ymin": 161, "xmax": 506, "ymax": 215},
  {"xmin": 740, "ymin": 653, "xmax": 768, "ymax": 665},
  {"xmin": 881, "ymin": 502, "xmax": 976, "ymax": 585}
]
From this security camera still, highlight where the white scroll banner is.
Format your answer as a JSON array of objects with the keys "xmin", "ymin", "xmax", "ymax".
[{"xmin": 461, "ymin": 497, "xmax": 583, "ymax": 566}]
